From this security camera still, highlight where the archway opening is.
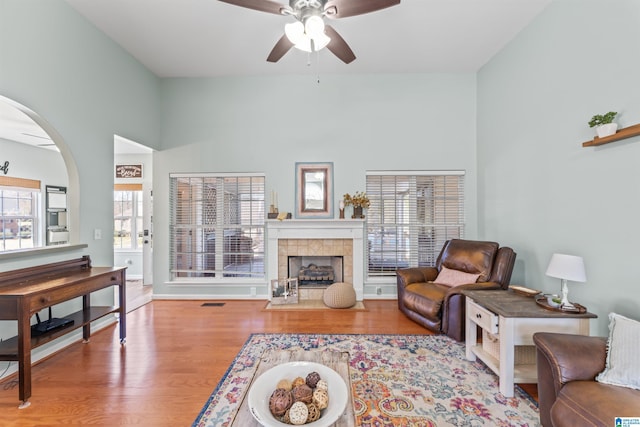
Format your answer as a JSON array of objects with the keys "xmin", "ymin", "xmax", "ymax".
[{"xmin": 0, "ymin": 95, "xmax": 80, "ymax": 249}]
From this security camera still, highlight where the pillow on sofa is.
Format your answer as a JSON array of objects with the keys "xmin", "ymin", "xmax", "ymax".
[
  {"xmin": 595, "ymin": 312, "xmax": 640, "ymax": 390},
  {"xmin": 433, "ymin": 266, "xmax": 480, "ymax": 287}
]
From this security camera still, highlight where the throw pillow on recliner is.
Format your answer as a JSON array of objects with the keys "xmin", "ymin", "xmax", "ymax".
[
  {"xmin": 596, "ymin": 312, "xmax": 640, "ymax": 390},
  {"xmin": 432, "ymin": 266, "xmax": 480, "ymax": 287}
]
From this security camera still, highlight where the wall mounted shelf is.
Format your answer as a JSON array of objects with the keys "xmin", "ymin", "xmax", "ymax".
[{"xmin": 582, "ymin": 123, "xmax": 640, "ymax": 147}]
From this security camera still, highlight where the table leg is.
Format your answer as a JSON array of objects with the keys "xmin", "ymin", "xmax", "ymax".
[
  {"xmin": 16, "ymin": 303, "xmax": 32, "ymax": 407},
  {"xmin": 83, "ymin": 294, "xmax": 91, "ymax": 342},
  {"xmin": 499, "ymin": 315, "xmax": 515, "ymax": 397},
  {"xmin": 465, "ymin": 299, "xmax": 477, "ymax": 361},
  {"xmin": 118, "ymin": 274, "xmax": 126, "ymax": 344},
  {"xmin": 578, "ymin": 318, "xmax": 590, "ymax": 335}
]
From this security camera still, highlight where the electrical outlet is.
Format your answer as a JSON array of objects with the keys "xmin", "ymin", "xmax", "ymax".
[
  {"xmin": 376, "ymin": 287, "xmax": 382, "ymax": 295},
  {"xmin": 250, "ymin": 287, "xmax": 256, "ymax": 297}
]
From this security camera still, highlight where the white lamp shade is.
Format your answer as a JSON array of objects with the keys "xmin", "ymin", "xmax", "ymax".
[
  {"xmin": 285, "ymin": 18, "xmax": 330, "ymax": 53},
  {"xmin": 285, "ymin": 21, "xmax": 305, "ymax": 45},
  {"xmin": 312, "ymin": 32, "xmax": 330, "ymax": 50},
  {"xmin": 304, "ymin": 15, "xmax": 325, "ymax": 38},
  {"xmin": 294, "ymin": 37, "xmax": 312, "ymax": 53},
  {"xmin": 545, "ymin": 253, "xmax": 586, "ymax": 282}
]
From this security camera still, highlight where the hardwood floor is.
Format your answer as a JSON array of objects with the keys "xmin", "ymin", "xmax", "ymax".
[
  {"xmin": 0, "ymin": 300, "xmax": 537, "ymax": 426},
  {"xmin": 126, "ymin": 279, "xmax": 153, "ymax": 313}
]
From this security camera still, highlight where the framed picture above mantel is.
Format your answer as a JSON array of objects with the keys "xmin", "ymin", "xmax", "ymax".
[{"xmin": 295, "ymin": 162, "xmax": 334, "ymax": 219}]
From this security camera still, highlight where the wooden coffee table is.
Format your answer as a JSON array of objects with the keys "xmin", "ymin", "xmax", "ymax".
[{"xmin": 230, "ymin": 349, "xmax": 355, "ymax": 426}]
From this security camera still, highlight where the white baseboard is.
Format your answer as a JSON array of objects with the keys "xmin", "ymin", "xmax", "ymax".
[{"xmin": 153, "ymin": 292, "xmax": 395, "ymax": 301}]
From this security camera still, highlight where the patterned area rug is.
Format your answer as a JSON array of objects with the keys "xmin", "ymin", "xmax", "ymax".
[{"xmin": 193, "ymin": 334, "xmax": 540, "ymax": 427}]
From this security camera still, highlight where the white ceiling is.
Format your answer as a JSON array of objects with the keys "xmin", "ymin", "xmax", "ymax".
[
  {"xmin": 64, "ymin": 0, "xmax": 552, "ymax": 77},
  {"xmin": 2, "ymin": 0, "xmax": 552, "ymax": 150},
  {"xmin": 0, "ymin": 100, "xmax": 57, "ymax": 150},
  {"xmin": 0, "ymin": 99, "xmax": 152, "ymax": 154}
]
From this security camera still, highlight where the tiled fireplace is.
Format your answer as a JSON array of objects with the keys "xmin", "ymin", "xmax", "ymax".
[
  {"xmin": 289, "ymin": 255, "xmax": 344, "ymax": 286},
  {"xmin": 267, "ymin": 220, "xmax": 365, "ymax": 301}
]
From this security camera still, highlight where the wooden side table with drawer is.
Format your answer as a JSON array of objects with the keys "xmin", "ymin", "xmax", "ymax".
[{"xmin": 462, "ymin": 289, "xmax": 597, "ymax": 397}]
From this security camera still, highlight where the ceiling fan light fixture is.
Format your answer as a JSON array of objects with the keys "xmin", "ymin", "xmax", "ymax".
[
  {"xmin": 285, "ymin": 18, "xmax": 330, "ymax": 53},
  {"xmin": 304, "ymin": 15, "xmax": 325, "ymax": 38},
  {"xmin": 312, "ymin": 32, "xmax": 330, "ymax": 50},
  {"xmin": 222, "ymin": 0, "xmax": 400, "ymax": 64},
  {"xmin": 284, "ymin": 21, "xmax": 305, "ymax": 44},
  {"xmin": 295, "ymin": 37, "xmax": 313, "ymax": 52}
]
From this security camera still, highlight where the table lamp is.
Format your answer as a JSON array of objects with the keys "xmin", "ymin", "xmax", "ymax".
[{"xmin": 545, "ymin": 253, "xmax": 586, "ymax": 309}]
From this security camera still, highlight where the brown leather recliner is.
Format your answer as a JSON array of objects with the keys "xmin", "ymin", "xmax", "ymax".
[
  {"xmin": 396, "ymin": 239, "xmax": 516, "ymax": 341},
  {"xmin": 534, "ymin": 332, "xmax": 640, "ymax": 427}
]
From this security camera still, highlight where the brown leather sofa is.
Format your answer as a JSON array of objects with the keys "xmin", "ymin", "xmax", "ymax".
[
  {"xmin": 534, "ymin": 332, "xmax": 640, "ymax": 427},
  {"xmin": 396, "ymin": 239, "xmax": 516, "ymax": 341}
]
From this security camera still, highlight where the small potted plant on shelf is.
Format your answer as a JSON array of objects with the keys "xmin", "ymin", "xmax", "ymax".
[
  {"xmin": 588, "ymin": 111, "xmax": 618, "ymax": 138},
  {"xmin": 343, "ymin": 191, "xmax": 370, "ymax": 219}
]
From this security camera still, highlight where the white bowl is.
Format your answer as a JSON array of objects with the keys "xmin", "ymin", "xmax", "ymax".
[{"xmin": 248, "ymin": 361, "xmax": 348, "ymax": 427}]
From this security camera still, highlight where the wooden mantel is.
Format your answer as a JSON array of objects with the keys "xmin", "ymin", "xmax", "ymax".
[{"xmin": 582, "ymin": 123, "xmax": 640, "ymax": 147}]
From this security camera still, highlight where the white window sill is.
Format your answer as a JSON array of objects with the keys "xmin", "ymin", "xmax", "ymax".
[{"xmin": 0, "ymin": 243, "xmax": 88, "ymax": 261}]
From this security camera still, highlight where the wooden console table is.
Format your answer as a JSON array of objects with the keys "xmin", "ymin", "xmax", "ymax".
[
  {"xmin": 462, "ymin": 289, "xmax": 596, "ymax": 397},
  {"xmin": 0, "ymin": 256, "xmax": 126, "ymax": 407}
]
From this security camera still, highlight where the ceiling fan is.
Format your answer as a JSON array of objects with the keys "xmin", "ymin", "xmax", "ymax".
[{"xmin": 218, "ymin": 0, "xmax": 400, "ymax": 64}]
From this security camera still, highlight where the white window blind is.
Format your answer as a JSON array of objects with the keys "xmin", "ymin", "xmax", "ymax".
[
  {"xmin": 366, "ymin": 171, "xmax": 465, "ymax": 276},
  {"xmin": 169, "ymin": 173, "xmax": 265, "ymax": 279}
]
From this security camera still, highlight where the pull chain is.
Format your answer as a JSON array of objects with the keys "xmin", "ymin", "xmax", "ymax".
[
  {"xmin": 305, "ymin": 50, "xmax": 321, "ymax": 84},
  {"xmin": 316, "ymin": 50, "xmax": 321, "ymax": 84}
]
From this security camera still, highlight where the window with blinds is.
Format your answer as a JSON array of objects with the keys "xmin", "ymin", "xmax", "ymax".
[
  {"xmin": 0, "ymin": 177, "xmax": 41, "ymax": 252},
  {"xmin": 169, "ymin": 173, "xmax": 265, "ymax": 279},
  {"xmin": 366, "ymin": 171, "xmax": 465, "ymax": 276}
]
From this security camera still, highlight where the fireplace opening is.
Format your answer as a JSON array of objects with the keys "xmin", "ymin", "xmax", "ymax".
[{"xmin": 288, "ymin": 256, "xmax": 344, "ymax": 287}]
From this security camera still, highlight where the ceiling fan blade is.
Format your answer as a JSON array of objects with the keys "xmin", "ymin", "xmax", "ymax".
[
  {"xmin": 267, "ymin": 34, "xmax": 294, "ymax": 62},
  {"xmin": 324, "ymin": 25, "xmax": 356, "ymax": 64},
  {"xmin": 218, "ymin": 0, "xmax": 285, "ymax": 15},
  {"xmin": 325, "ymin": 0, "xmax": 399, "ymax": 18}
]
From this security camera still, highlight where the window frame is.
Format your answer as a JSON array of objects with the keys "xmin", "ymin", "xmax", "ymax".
[
  {"xmin": 365, "ymin": 170, "xmax": 465, "ymax": 278},
  {"xmin": 113, "ymin": 189, "xmax": 143, "ymax": 250},
  {"xmin": 0, "ymin": 177, "xmax": 41, "ymax": 252},
  {"xmin": 169, "ymin": 172, "xmax": 265, "ymax": 281}
]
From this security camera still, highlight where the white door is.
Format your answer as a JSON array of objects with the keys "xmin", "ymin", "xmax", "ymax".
[
  {"xmin": 142, "ymin": 184, "xmax": 153, "ymax": 285},
  {"xmin": 114, "ymin": 136, "xmax": 154, "ymax": 311}
]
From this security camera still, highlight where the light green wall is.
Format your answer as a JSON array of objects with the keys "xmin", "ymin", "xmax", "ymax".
[
  {"xmin": 477, "ymin": 0, "xmax": 640, "ymax": 335},
  {"xmin": 2, "ymin": 0, "xmax": 632, "ymax": 337},
  {"xmin": 0, "ymin": 0, "xmax": 159, "ymax": 345},
  {"xmin": 1, "ymin": 0, "xmax": 160, "ymax": 270},
  {"xmin": 154, "ymin": 74, "xmax": 477, "ymax": 297}
]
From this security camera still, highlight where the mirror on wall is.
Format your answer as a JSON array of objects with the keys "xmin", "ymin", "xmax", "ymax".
[
  {"xmin": 295, "ymin": 162, "xmax": 334, "ymax": 219},
  {"xmin": 302, "ymin": 169, "xmax": 326, "ymax": 210}
]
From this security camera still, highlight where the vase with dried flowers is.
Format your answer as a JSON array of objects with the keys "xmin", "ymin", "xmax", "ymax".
[{"xmin": 343, "ymin": 191, "xmax": 370, "ymax": 219}]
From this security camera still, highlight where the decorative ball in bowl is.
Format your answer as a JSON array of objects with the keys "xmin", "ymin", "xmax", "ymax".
[{"xmin": 248, "ymin": 361, "xmax": 348, "ymax": 427}]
